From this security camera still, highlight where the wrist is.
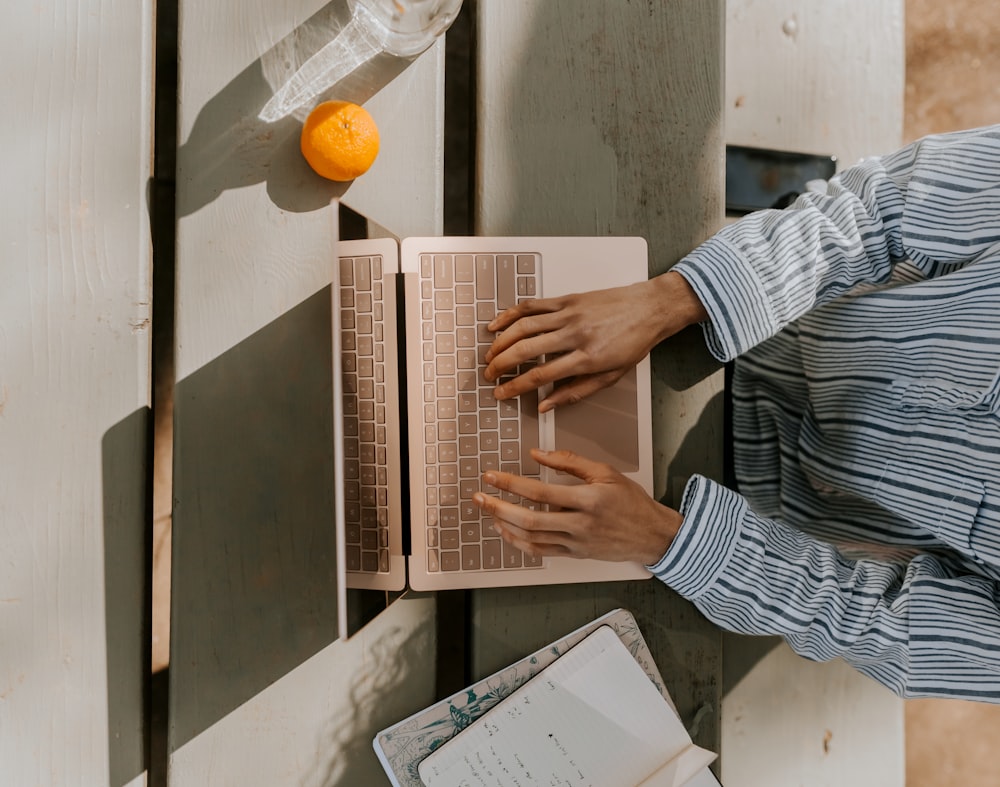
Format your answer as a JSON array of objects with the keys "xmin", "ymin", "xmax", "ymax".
[
  {"xmin": 640, "ymin": 502, "xmax": 683, "ymax": 566},
  {"xmin": 649, "ymin": 271, "xmax": 709, "ymax": 343}
]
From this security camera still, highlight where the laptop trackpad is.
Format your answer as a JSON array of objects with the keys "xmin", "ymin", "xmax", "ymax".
[{"xmin": 552, "ymin": 366, "xmax": 640, "ymax": 473}]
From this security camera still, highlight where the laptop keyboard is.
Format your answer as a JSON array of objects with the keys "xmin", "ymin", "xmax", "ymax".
[
  {"xmin": 417, "ymin": 253, "xmax": 544, "ymax": 573},
  {"xmin": 339, "ymin": 254, "xmax": 392, "ymax": 576},
  {"xmin": 338, "ymin": 249, "xmax": 546, "ymax": 579}
]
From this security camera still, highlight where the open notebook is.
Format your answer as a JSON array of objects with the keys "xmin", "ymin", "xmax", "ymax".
[
  {"xmin": 373, "ymin": 607, "xmax": 721, "ymax": 787},
  {"xmin": 334, "ymin": 235, "xmax": 654, "ymax": 592}
]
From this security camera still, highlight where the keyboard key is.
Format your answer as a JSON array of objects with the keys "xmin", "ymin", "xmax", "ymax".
[
  {"xmin": 455, "ymin": 255, "xmax": 474, "ymax": 282},
  {"xmin": 339, "ymin": 258, "xmax": 355, "ymax": 285},
  {"xmin": 482, "ymin": 539, "xmax": 502, "ymax": 569},
  {"xmin": 455, "ymin": 284, "xmax": 475, "ymax": 304},
  {"xmin": 503, "ymin": 541, "xmax": 523, "ymax": 568},
  {"xmin": 496, "ymin": 255, "xmax": 516, "ymax": 310},
  {"xmin": 354, "ymin": 257, "xmax": 372, "ymax": 291},
  {"xmin": 433, "ymin": 255, "xmax": 454, "ymax": 288},
  {"xmin": 462, "ymin": 545, "xmax": 481, "ymax": 571},
  {"xmin": 475, "ymin": 255, "xmax": 496, "ymax": 298}
]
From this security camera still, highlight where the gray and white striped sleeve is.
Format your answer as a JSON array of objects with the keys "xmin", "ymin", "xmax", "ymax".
[
  {"xmin": 651, "ymin": 476, "xmax": 1000, "ymax": 700},
  {"xmin": 672, "ymin": 124, "xmax": 1000, "ymax": 362}
]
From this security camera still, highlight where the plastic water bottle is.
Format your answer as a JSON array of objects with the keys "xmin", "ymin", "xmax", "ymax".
[{"xmin": 260, "ymin": 0, "xmax": 463, "ymax": 122}]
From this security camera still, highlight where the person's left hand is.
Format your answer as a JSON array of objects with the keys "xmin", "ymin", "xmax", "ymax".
[{"xmin": 472, "ymin": 448, "xmax": 682, "ymax": 566}]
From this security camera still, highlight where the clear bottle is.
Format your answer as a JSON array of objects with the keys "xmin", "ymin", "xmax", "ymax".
[{"xmin": 260, "ymin": 0, "xmax": 463, "ymax": 122}]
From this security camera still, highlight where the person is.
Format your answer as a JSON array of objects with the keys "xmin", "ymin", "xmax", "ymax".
[{"xmin": 471, "ymin": 124, "xmax": 1000, "ymax": 702}]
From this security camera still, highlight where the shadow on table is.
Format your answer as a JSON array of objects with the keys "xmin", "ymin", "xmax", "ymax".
[
  {"xmin": 308, "ymin": 616, "xmax": 435, "ymax": 786},
  {"xmin": 167, "ymin": 286, "xmax": 340, "ymax": 752},
  {"xmin": 176, "ymin": 0, "xmax": 415, "ymax": 217},
  {"xmin": 102, "ymin": 408, "xmax": 152, "ymax": 787}
]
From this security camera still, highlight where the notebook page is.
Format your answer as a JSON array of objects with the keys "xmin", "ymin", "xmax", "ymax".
[
  {"xmin": 418, "ymin": 626, "xmax": 701, "ymax": 787},
  {"xmin": 638, "ymin": 744, "xmax": 718, "ymax": 787}
]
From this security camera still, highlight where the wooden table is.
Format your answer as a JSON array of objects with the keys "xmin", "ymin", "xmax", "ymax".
[
  {"xmin": 3, "ymin": 0, "xmax": 725, "ymax": 783},
  {"xmin": 3, "ymin": 0, "xmax": 912, "ymax": 782},
  {"xmin": 166, "ymin": 1, "xmax": 728, "ymax": 782}
]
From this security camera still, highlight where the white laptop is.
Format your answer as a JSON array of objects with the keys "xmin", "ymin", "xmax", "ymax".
[{"xmin": 334, "ymin": 234, "xmax": 654, "ymax": 593}]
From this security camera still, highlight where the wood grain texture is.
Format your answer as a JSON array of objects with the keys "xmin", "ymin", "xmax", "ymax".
[
  {"xmin": 473, "ymin": 0, "xmax": 726, "ymax": 756},
  {"xmin": 723, "ymin": 645, "xmax": 904, "ymax": 787},
  {"xmin": 726, "ymin": 0, "xmax": 905, "ymax": 165},
  {"xmin": 169, "ymin": 0, "xmax": 443, "ymax": 781},
  {"xmin": 0, "ymin": 0, "xmax": 154, "ymax": 784}
]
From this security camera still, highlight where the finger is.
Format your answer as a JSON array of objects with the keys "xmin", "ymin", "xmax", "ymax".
[
  {"xmin": 531, "ymin": 448, "xmax": 617, "ymax": 484},
  {"xmin": 472, "ymin": 491, "xmax": 572, "ymax": 547},
  {"xmin": 477, "ymin": 492, "xmax": 582, "ymax": 552},
  {"xmin": 490, "ymin": 350, "xmax": 591, "ymax": 401},
  {"xmin": 484, "ymin": 332, "xmax": 567, "ymax": 384},
  {"xmin": 477, "ymin": 469, "xmax": 586, "ymax": 511},
  {"xmin": 536, "ymin": 370, "xmax": 624, "ymax": 411},
  {"xmin": 485, "ymin": 308, "xmax": 566, "ymax": 362},
  {"xmin": 492, "ymin": 517, "xmax": 573, "ymax": 557},
  {"xmin": 486, "ymin": 297, "xmax": 563, "ymax": 333}
]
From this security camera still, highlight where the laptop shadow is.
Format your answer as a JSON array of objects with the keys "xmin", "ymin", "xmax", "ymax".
[{"xmin": 169, "ymin": 286, "xmax": 340, "ymax": 752}]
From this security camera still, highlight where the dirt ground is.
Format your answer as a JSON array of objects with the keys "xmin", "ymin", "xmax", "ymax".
[
  {"xmin": 903, "ymin": 0, "xmax": 1000, "ymax": 142},
  {"xmin": 902, "ymin": 1, "xmax": 1000, "ymax": 785}
]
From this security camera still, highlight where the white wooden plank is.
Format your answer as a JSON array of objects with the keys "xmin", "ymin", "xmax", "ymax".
[
  {"xmin": 722, "ymin": 645, "xmax": 905, "ymax": 787},
  {"xmin": 169, "ymin": 0, "xmax": 443, "ymax": 781},
  {"xmin": 721, "ymin": 2, "xmax": 905, "ymax": 784},
  {"xmin": 726, "ymin": 0, "xmax": 905, "ymax": 165},
  {"xmin": 174, "ymin": 3, "xmax": 444, "ymax": 379},
  {"xmin": 0, "ymin": 0, "xmax": 154, "ymax": 784},
  {"xmin": 472, "ymin": 0, "xmax": 726, "ymax": 756},
  {"xmin": 168, "ymin": 595, "xmax": 436, "ymax": 785}
]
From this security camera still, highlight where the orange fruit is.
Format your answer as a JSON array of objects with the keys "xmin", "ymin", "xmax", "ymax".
[{"xmin": 300, "ymin": 101, "xmax": 380, "ymax": 182}]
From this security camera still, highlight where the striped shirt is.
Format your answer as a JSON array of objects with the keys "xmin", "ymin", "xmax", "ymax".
[{"xmin": 650, "ymin": 124, "xmax": 1000, "ymax": 701}]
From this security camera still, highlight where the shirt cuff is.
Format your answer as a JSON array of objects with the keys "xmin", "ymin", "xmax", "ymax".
[
  {"xmin": 672, "ymin": 237, "xmax": 778, "ymax": 362},
  {"xmin": 646, "ymin": 475, "xmax": 747, "ymax": 599}
]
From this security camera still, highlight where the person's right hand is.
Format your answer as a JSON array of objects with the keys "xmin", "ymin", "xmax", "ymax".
[{"xmin": 483, "ymin": 270, "xmax": 708, "ymax": 412}]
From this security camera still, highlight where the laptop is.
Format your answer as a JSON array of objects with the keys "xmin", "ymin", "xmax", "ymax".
[{"xmin": 334, "ymin": 234, "xmax": 654, "ymax": 592}]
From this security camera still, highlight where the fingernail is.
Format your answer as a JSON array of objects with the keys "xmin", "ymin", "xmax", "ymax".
[
  {"xmin": 483, "ymin": 472, "xmax": 497, "ymax": 486},
  {"xmin": 472, "ymin": 492, "xmax": 485, "ymax": 506},
  {"xmin": 538, "ymin": 399, "xmax": 553, "ymax": 413}
]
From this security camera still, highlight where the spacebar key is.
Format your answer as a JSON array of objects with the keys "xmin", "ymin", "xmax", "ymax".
[{"xmin": 519, "ymin": 388, "xmax": 540, "ymax": 475}]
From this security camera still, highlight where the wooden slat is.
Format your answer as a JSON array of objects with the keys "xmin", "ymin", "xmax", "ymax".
[
  {"xmin": 726, "ymin": 0, "xmax": 905, "ymax": 165},
  {"xmin": 720, "ymin": 2, "xmax": 906, "ymax": 784},
  {"xmin": 168, "ymin": 0, "xmax": 444, "ymax": 781},
  {"xmin": 473, "ymin": 0, "xmax": 726, "ymax": 755},
  {"xmin": 0, "ymin": 0, "xmax": 154, "ymax": 784}
]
